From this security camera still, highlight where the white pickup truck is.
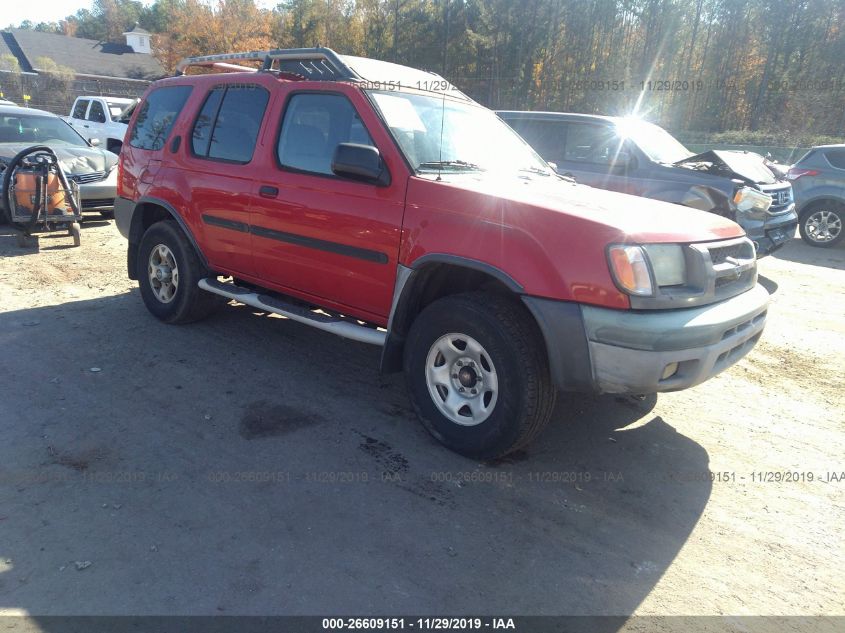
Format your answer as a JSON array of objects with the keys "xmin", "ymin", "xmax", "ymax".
[{"xmin": 64, "ymin": 96, "xmax": 138, "ymax": 155}]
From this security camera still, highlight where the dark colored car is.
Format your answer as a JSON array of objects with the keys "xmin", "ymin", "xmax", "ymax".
[
  {"xmin": 0, "ymin": 105, "xmax": 118, "ymax": 219},
  {"xmin": 787, "ymin": 144, "xmax": 845, "ymax": 247},
  {"xmin": 497, "ymin": 111, "xmax": 798, "ymax": 257}
]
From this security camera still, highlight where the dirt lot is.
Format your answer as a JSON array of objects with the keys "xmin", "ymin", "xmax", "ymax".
[{"xmin": 0, "ymin": 220, "xmax": 843, "ymax": 629}]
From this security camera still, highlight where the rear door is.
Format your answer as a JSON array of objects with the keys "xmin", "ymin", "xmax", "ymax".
[
  {"xmin": 821, "ymin": 149, "xmax": 845, "ymax": 189},
  {"xmin": 84, "ymin": 99, "xmax": 108, "ymax": 143},
  {"xmin": 176, "ymin": 82, "xmax": 272, "ymax": 276},
  {"xmin": 249, "ymin": 86, "xmax": 406, "ymax": 321}
]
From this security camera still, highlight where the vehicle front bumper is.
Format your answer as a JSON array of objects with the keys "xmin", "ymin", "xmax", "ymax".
[
  {"xmin": 77, "ymin": 169, "xmax": 117, "ymax": 212},
  {"xmin": 523, "ymin": 284, "xmax": 770, "ymax": 394},
  {"xmin": 740, "ymin": 205, "xmax": 798, "ymax": 256}
]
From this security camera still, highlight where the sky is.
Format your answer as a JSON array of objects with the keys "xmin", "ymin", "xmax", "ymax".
[{"xmin": 3, "ymin": 0, "xmax": 278, "ymax": 29}]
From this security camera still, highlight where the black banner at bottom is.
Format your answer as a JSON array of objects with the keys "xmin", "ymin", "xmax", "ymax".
[{"xmin": 0, "ymin": 616, "xmax": 841, "ymax": 633}]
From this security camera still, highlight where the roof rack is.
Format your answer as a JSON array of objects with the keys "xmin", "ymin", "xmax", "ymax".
[{"xmin": 175, "ymin": 47, "xmax": 362, "ymax": 82}]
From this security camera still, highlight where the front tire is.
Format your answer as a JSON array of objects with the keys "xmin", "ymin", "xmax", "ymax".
[
  {"xmin": 404, "ymin": 291, "xmax": 556, "ymax": 459},
  {"xmin": 137, "ymin": 220, "xmax": 223, "ymax": 324},
  {"xmin": 799, "ymin": 202, "xmax": 844, "ymax": 247}
]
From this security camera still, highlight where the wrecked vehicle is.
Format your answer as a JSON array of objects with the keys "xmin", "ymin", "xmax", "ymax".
[{"xmin": 498, "ymin": 112, "xmax": 798, "ymax": 256}]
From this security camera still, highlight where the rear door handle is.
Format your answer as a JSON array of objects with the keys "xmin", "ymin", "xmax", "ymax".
[{"xmin": 259, "ymin": 185, "xmax": 279, "ymax": 198}]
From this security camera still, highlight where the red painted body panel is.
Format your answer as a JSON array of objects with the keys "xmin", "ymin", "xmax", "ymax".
[
  {"xmin": 248, "ymin": 82, "xmax": 409, "ymax": 318},
  {"xmin": 120, "ymin": 72, "xmax": 747, "ymax": 319},
  {"xmin": 400, "ymin": 174, "xmax": 743, "ymax": 308}
]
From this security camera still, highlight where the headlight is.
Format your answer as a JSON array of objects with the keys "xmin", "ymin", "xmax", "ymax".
[
  {"xmin": 733, "ymin": 186, "xmax": 772, "ymax": 218},
  {"xmin": 643, "ymin": 244, "xmax": 685, "ymax": 286},
  {"xmin": 608, "ymin": 245, "xmax": 653, "ymax": 296},
  {"xmin": 609, "ymin": 243, "xmax": 688, "ymax": 297}
]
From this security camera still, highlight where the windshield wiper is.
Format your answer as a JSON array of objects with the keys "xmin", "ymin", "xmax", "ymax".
[
  {"xmin": 417, "ymin": 160, "xmax": 484, "ymax": 171},
  {"xmin": 518, "ymin": 166, "xmax": 551, "ymax": 176}
]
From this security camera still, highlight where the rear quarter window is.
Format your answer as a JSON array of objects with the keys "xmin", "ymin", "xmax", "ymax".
[
  {"xmin": 129, "ymin": 86, "xmax": 192, "ymax": 151},
  {"xmin": 824, "ymin": 150, "xmax": 845, "ymax": 170}
]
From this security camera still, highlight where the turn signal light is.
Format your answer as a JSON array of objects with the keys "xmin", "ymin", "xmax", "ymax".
[{"xmin": 608, "ymin": 245, "xmax": 654, "ymax": 296}]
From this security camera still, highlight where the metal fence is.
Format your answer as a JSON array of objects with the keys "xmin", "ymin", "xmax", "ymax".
[{"xmin": 0, "ymin": 70, "xmax": 149, "ymax": 116}]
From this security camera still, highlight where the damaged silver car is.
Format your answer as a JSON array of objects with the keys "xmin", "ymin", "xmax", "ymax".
[{"xmin": 0, "ymin": 104, "xmax": 117, "ymax": 221}]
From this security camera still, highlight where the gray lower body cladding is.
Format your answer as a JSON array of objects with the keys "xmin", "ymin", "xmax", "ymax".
[{"xmin": 524, "ymin": 284, "xmax": 770, "ymax": 394}]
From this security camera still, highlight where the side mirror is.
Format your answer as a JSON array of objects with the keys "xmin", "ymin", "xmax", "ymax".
[
  {"xmin": 88, "ymin": 138, "xmax": 101, "ymax": 147},
  {"xmin": 332, "ymin": 143, "xmax": 390, "ymax": 186},
  {"xmin": 547, "ymin": 161, "xmax": 558, "ymax": 172}
]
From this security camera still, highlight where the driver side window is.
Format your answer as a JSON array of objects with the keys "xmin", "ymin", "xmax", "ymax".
[
  {"xmin": 564, "ymin": 123, "xmax": 622, "ymax": 165},
  {"xmin": 277, "ymin": 93, "xmax": 375, "ymax": 176}
]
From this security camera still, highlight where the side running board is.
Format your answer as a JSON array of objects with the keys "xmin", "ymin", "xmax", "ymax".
[{"xmin": 198, "ymin": 278, "xmax": 386, "ymax": 346}]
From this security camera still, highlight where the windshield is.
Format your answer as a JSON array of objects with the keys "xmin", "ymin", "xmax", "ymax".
[
  {"xmin": 369, "ymin": 91, "xmax": 552, "ymax": 176},
  {"xmin": 0, "ymin": 113, "xmax": 88, "ymax": 147},
  {"xmin": 616, "ymin": 118, "xmax": 693, "ymax": 164},
  {"xmin": 107, "ymin": 102, "xmax": 126, "ymax": 120}
]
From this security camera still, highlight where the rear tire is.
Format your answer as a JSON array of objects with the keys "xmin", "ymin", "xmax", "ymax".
[
  {"xmin": 799, "ymin": 202, "xmax": 844, "ymax": 247},
  {"xmin": 137, "ymin": 220, "xmax": 223, "ymax": 324},
  {"xmin": 404, "ymin": 291, "xmax": 556, "ymax": 459}
]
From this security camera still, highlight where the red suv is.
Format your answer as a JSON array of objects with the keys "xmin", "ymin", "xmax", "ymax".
[{"xmin": 114, "ymin": 48, "xmax": 769, "ymax": 459}]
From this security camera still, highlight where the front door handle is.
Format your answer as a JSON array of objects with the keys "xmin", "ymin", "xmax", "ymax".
[{"xmin": 259, "ymin": 185, "xmax": 279, "ymax": 198}]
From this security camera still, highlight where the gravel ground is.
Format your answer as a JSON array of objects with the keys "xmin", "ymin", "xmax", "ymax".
[{"xmin": 0, "ymin": 220, "xmax": 842, "ymax": 631}]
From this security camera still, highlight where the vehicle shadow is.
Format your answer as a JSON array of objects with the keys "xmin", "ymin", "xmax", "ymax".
[
  {"xmin": 757, "ymin": 274, "xmax": 778, "ymax": 294},
  {"xmin": 79, "ymin": 218, "xmax": 112, "ymax": 229},
  {"xmin": 773, "ymin": 237, "xmax": 845, "ymax": 269},
  {"xmin": 0, "ymin": 224, "xmax": 87, "ymax": 254},
  {"xmin": 0, "ymin": 293, "xmax": 711, "ymax": 625}
]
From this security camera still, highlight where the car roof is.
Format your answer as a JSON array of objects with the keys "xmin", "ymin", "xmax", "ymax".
[
  {"xmin": 170, "ymin": 48, "xmax": 475, "ymax": 102},
  {"xmin": 0, "ymin": 105, "xmax": 58, "ymax": 117},
  {"xmin": 812, "ymin": 144, "xmax": 845, "ymax": 150},
  {"xmin": 496, "ymin": 111, "xmax": 623, "ymax": 124}
]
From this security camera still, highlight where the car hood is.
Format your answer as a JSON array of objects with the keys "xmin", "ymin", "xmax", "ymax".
[
  {"xmin": 0, "ymin": 143, "xmax": 117, "ymax": 175},
  {"xmin": 674, "ymin": 149, "xmax": 778, "ymax": 185},
  {"xmin": 426, "ymin": 172, "xmax": 744, "ymax": 243}
]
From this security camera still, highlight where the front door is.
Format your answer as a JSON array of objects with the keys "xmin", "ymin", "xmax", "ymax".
[{"xmin": 250, "ymin": 89, "xmax": 406, "ymax": 322}]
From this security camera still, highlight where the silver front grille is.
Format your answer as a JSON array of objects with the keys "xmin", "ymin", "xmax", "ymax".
[
  {"xmin": 629, "ymin": 236, "xmax": 757, "ymax": 309},
  {"xmin": 68, "ymin": 171, "xmax": 107, "ymax": 184},
  {"xmin": 708, "ymin": 241, "xmax": 753, "ymax": 265},
  {"xmin": 698, "ymin": 237, "xmax": 757, "ymax": 300}
]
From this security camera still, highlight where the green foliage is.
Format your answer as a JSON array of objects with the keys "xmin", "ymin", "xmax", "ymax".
[
  {"xmin": 679, "ymin": 130, "xmax": 844, "ymax": 148},
  {"xmin": 33, "ymin": 57, "xmax": 76, "ymax": 95},
  {"xmin": 0, "ymin": 53, "xmax": 21, "ymax": 74}
]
